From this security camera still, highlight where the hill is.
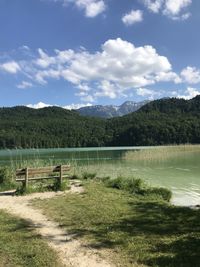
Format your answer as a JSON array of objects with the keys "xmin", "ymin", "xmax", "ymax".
[
  {"xmin": 109, "ymin": 96, "xmax": 200, "ymax": 145},
  {"xmin": 0, "ymin": 106, "xmax": 106, "ymax": 148},
  {"xmin": 0, "ymin": 96, "xmax": 200, "ymax": 148}
]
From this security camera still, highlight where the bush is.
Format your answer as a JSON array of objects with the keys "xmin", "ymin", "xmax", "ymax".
[
  {"xmin": 144, "ymin": 187, "xmax": 172, "ymax": 202},
  {"xmin": 70, "ymin": 174, "xmax": 80, "ymax": 180},
  {"xmin": 106, "ymin": 176, "xmax": 145, "ymax": 194},
  {"xmin": 0, "ymin": 167, "xmax": 15, "ymax": 191},
  {"xmin": 104, "ymin": 176, "xmax": 172, "ymax": 202},
  {"xmin": 82, "ymin": 172, "xmax": 96, "ymax": 180}
]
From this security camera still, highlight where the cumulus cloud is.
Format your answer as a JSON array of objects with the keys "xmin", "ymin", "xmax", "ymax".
[
  {"xmin": 142, "ymin": 0, "xmax": 163, "ymax": 13},
  {"xmin": 0, "ymin": 61, "xmax": 21, "ymax": 74},
  {"xmin": 136, "ymin": 87, "xmax": 161, "ymax": 99},
  {"xmin": 122, "ymin": 10, "xmax": 143, "ymax": 26},
  {"xmin": 0, "ymin": 38, "xmax": 181, "ymax": 101},
  {"xmin": 27, "ymin": 101, "xmax": 92, "ymax": 109},
  {"xmin": 141, "ymin": 0, "xmax": 192, "ymax": 20},
  {"xmin": 181, "ymin": 66, "xmax": 200, "ymax": 84},
  {"xmin": 177, "ymin": 87, "xmax": 200, "ymax": 100},
  {"xmin": 17, "ymin": 81, "xmax": 33, "ymax": 89},
  {"xmin": 53, "ymin": 0, "xmax": 106, "ymax": 17}
]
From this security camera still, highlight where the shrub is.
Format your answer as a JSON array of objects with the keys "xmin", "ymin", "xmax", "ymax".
[
  {"xmin": 82, "ymin": 172, "xmax": 97, "ymax": 180},
  {"xmin": 104, "ymin": 176, "xmax": 172, "ymax": 202},
  {"xmin": 106, "ymin": 176, "xmax": 145, "ymax": 194},
  {"xmin": 70, "ymin": 174, "xmax": 80, "ymax": 180},
  {"xmin": 145, "ymin": 187, "xmax": 172, "ymax": 202},
  {"xmin": 0, "ymin": 167, "xmax": 15, "ymax": 190}
]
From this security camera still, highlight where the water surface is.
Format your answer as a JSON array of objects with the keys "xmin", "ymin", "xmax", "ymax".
[{"xmin": 0, "ymin": 147, "xmax": 199, "ymax": 207}]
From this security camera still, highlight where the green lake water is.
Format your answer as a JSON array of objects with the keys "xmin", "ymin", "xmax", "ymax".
[{"xmin": 0, "ymin": 146, "xmax": 199, "ymax": 207}]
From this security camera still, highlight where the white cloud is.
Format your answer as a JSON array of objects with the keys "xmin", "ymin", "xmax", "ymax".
[
  {"xmin": 56, "ymin": 0, "xmax": 106, "ymax": 17},
  {"xmin": 136, "ymin": 87, "xmax": 161, "ymax": 100},
  {"xmin": 63, "ymin": 102, "xmax": 92, "ymax": 109},
  {"xmin": 155, "ymin": 71, "xmax": 181, "ymax": 83},
  {"xmin": 141, "ymin": 0, "xmax": 192, "ymax": 20},
  {"xmin": 1, "ymin": 38, "xmax": 180, "ymax": 101},
  {"xmin": 164, "ymin": 0, "xmax": 191, "ymax": 16},
  {"xmin": 136, "ymin": 87, "xmax": 155, "ymax": 96},
  {"xmin": 81, "ymin": 94, "xmax": 95, "ymax": 102},
  {"xmin": 0, "ymin": 61, "xmax": 21, "ymax": 74},
  {"xmin": 122, "ymin": 10, "xmax": 143, "ymax": 26},
  {"xmin": 142, "ymin": 0, "xmax": 163, "ymax": 13},
  {"xmin": 177, "ymin": 87, "xmax": 200, "ymax": 100},
  {"xmin": 27, "ymin": 102, "xmax": 52, "ymax": 109},
  {"xmin": 27, "ymin": 101, "xmax": 92, "ymax": 110},
  {"xmin": 181, "ymin": 66, "xmax": 200, "ymax": 84},
  {"xmin": 28, "ymin": 38, "xmax": 174, "ymax": 100},
  {"xmin": 17, "ymin": 81, "xmax": 33, "ymax": 89}
]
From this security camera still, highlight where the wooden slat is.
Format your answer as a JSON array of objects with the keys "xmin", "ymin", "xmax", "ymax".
[
  {"xmin": 16, "ymin": 170, "xmax": 26, "ymax": 176},
  {"xmin": 16, "ymin": 176, "xmax": 59, "ymax": 182},
  {"xmin": 16, "ymin": 165, "xmax": 70, "ymax": 176},
  {"xmin": 28, "ymin": 176, "xmax": 59, "ymax": 181}
]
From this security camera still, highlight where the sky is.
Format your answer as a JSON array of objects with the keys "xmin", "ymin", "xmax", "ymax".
[{"xmin": 0, "ymin": 0, "xmax": 200, "ymax": 109}]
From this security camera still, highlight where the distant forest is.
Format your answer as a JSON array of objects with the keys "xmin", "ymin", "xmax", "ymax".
[{"xmin": 0, "ymin": 96, "xmax": 200, "ymax": 149}]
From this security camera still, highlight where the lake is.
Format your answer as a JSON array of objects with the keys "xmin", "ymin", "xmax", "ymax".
[{"xmin": 0, "ymin": 146, "xmax": 199, "ymax": 207}]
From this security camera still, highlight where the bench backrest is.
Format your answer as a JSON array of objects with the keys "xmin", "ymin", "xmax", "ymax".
[
  {"xmin": 16, "ymin": 165, "xmax": 70, "ymax": 189},
  {"xmin": 16, "ymin": 165, "xmax": 70, "ymax": 177}
]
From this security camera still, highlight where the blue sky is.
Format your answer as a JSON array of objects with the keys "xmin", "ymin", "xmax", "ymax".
[{"xmin": 0, "ymin": 0, "xmax": 200, "ymax": 109}]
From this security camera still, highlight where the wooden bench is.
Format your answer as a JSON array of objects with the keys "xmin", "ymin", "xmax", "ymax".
[{"xmin": 16, "ymin": 165, "xmax": 70, "ymax": 189}]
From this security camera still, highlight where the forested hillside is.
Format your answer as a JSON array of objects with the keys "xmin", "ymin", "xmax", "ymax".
[
  {"xmin": 0, "ymin": 96, "xmax": 200, "ymax": 149},
  {"xmin": 0, "ymin": 106, "xmax": 106, "ymax": 148}
]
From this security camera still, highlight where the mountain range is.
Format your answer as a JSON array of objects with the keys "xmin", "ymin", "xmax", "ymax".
[
  {"xmin": 0, "ymin": 96, "xmax": 199, "ymax": 148},
  {"xmin": 77, "ymin": 100, "xmax": 149, "ymax": 118}
]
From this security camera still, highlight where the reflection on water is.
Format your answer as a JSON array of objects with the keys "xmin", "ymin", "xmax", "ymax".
[{"xmin": 0, "ymin": 147, "xmax": 199, "ymax": 207}]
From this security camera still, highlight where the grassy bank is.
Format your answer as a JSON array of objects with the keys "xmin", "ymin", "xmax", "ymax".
[
  {"xmin": 0, "ymin": 162, "xmax": 69, "ymax": 194},
  {"xmin": 0, "ymin": 210, "xmax": 61, "ymax": 267},
  {"xmin": 123, "ymin": 144, "xmax": 200, "ymax": 161},
  {"xmin": 33, "ymin": 177, "xmax": 200, "ymax": 267}
]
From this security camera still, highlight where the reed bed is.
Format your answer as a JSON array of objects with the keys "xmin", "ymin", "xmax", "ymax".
[{"xmin": 123, "ymin": 144, "xmax": 200, "ymax": 162}]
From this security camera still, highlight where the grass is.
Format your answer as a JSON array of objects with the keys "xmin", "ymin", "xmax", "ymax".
[
  {"xmin": 32, "ymin": 178, "xmax": 200, "ymax": 267},
  {"xmin": 0, "ymin": 163, "xmax": 70, "ymax": 194},
  {"xmin": 104, "ymin": 176, "xmax": 172, "ymax": 202},
  {"xmin": 0, "ymin": 210, "xmax": 62, "ymax": 267},
  {"xmin": 124, "ymin": 144, "xmax": 200, "ymax": 161}
]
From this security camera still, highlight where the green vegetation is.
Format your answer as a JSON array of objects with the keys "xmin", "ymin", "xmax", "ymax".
[
  {"xmin": 0, "ymin": 167, "xmax": 16, "ymax": 191},
  {"xmin": 124, "ymin": 144, "xmax": 200, "ymax": 161},
  {"xmin": 105, "ymin": 176, "xmax": 172, "ymax": 202},
  {"xmin": 14, "ymin": 179, "xmax": 69, "ymax": 196},
  {"xmin": 33, "ymin": 178, "xmax": 200, "ymax": 267},
  {"xmin": 0, "ymin": 164, "xmax": 69, "ymax": 194},
  {"xmin": 0, "ymin": 96, "xmax": 200, "ymax": 148},
  {"xmin": 0, "ymin": 210, "xmax": 61, "ymax": 267}
]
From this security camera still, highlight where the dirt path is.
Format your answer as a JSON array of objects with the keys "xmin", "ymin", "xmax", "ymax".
[{"xmin": 0, "ymin": 182, "xmax": 114, "ymax": 267}]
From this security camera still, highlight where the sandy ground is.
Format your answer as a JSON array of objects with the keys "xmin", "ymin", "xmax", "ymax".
[{"xmin": 0, "ymin": 181, "xmax": 113, "ymax": 267}]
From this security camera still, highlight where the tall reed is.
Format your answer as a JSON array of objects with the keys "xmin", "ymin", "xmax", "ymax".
[{"xmin": 123, "ymin": 144, "xmax": 200, "ymax": 162}]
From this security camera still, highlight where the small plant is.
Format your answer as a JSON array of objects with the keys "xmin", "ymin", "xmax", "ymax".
[
  {"xmin": 52, "ymin": 179, "xmax": 69, "ymax": 191},
  {"xmin": 70, "ymin": 174, "xmax": 80, "ymax": 180},
  {"xmin": 105, "ymin": 176, "xmax": 145, "ymax": 194},
  {"xmin": 104, "ymin": 176, "xmax": 172, "ymax": 202},
  {"xmin": 0, "ymin": 167, "xmax": 15, "ymax": 191},
  {"xmin": 144, "ymin": 187, "xmax": 172, "ymax": 202},
  {"xmin": 82, "ymin": 172, "xmax": 97, "ymax": 180}
]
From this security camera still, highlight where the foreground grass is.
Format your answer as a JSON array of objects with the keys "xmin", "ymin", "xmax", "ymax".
[
  {"xmin": 33, "ymin": 180, "xmax": 200, "ymax": 267},
  {"xmin": 124, "ymin": 144, "xmax": 200, "ymax": 161},
  {"xmin": 0, "ymin": 210, "xmax": 62, "ymax": 267}
]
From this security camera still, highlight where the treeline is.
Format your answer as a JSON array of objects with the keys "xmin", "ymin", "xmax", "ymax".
[{"xmin": 0, "ymin": 96, "xmax": 200, "ymax": 149}]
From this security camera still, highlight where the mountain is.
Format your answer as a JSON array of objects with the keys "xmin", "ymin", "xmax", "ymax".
[
  {"xmin": 77, "ymin": 100, "xmax": 149, "ymax": 118},
  {"xmin": 0, "ymin": 96, "xmax": 200, "ymax": 149}
]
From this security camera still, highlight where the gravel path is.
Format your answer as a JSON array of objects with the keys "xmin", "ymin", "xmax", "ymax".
[{"xmin": 0, "ymin": 183, "xmax": 113, "ymax": 267}]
